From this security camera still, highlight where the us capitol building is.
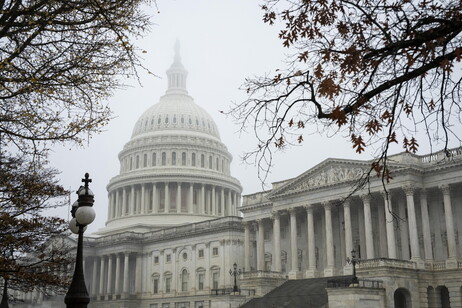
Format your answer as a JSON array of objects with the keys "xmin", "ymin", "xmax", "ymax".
[{"xmin": 12, "ymin": 44, "xmax": 462, "ymax": 308}]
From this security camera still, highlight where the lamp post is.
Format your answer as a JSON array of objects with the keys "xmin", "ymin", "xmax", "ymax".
[
  {"xmin": 346, "ymin": 249, "xmax": 360, "ymax": 284},
  {"xmin": 228, "ymin": 263, "xmax": 241, "ymax": 293},
  {"xmin": 64, "ymin": 173, "xmax": 96, "ymax": 308},
  {"xmin": 0, "ymin": 278, "xmax": 8, "ymax": 308}
]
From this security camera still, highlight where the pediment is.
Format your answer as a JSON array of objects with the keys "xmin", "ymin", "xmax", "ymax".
[{"xmin": 269, "ymin": 159, "xmax": 369, "ymax": 198}]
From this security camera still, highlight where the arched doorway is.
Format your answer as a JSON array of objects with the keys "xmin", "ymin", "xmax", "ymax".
[
  {"xmin": 436, "ymin": 286, "xmax": 451, "ymax": 308},
  {"xmin": 394, "ymin": 288, "xmax": 411, "ymax": 308}
]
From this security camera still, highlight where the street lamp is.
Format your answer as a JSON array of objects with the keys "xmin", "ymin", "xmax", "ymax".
[
  {"xmin": 0, "ymin": 278, "xmax": 8, "ymax": 308},
  {"xmin": 229, "ymin": 263, "xmax": 241, "ymax": 293},
  {"xmin": 64, "ymin": 173, "xmax": 95, "ymax": 308},
  {"xmin": 346, "ymin": 249, "xmax": 360, "ymax": 284}
]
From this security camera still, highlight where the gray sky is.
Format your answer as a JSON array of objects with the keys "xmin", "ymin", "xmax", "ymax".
[{"xmin": 49, "ymin": 0, "xmax": 440, "ymax": 233}]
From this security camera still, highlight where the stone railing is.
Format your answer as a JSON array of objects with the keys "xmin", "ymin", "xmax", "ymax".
[
  {"xmin": 241, "ymin": 270, "xmax": 287, "ymax": 280},
  {"xmin": 327, "ymin": 278, "xmax": 383, "ymax": 289},
  {"xmin": 358, "ymin": 258, "xmax": 416, "ymax": 270},
  {"xmin": 419, "ymin": 147, "xmax": 462, "ymax": 163},
  {"xmin": 210, "ymin": 288, "xmax": 256, "ymax": 296}
]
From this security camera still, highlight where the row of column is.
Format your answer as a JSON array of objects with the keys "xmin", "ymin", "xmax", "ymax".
[
  {"xmin": 243, "ymin": 184, "xmax": 457, "ymax": 277},
  {"xmin": 88, "ymin": 252, "xmax": 137, "ymax": 298},
  {"xmin": 108, "ymin": 183, "xmax": 239, "ymax": 219}
]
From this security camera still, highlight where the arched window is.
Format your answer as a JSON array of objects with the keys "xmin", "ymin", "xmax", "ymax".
[
  {"xmin": 181, "ymin": 269, "xmax": 188, "ymax": 292},
  {"xmin": 192, "ymin": 153, "xmax": 196, "ymax": 166},
  {"xmin": 152, "ymin": 152, "xmax": 157, "ymax": 166},
  {"xmin": 182, "ymin": 152, "xmax": 186, "ymax": 166},
  {"xmin": 162, "ymin": 152, "xmax": 166, "ymax": 166},
  {"xmin": 130, "ymin": 157, "xmax": 133, "ymax": 170},
  {"xmin": 143, "ymin": 153, "xmax": 147, "ymax": 167},
  {"xmin": 216, "ymin": 157, "xmax": 219, "ymax": 171},
  {"xmin": 173, "ymin": 115, "xmax": 177, "ymax": 123},
  {"xmin": 158, "ymin": 117, "xmax": 161, "ymax": 124},
  {"xmin": 165, "ymin": 274, "xmax": 171, "ymax": 293},
  {"xmin": 152, "ymin": 274, "xmax": 160, "ymax": 294},
  {"xmin": 201, "ymin": 154, "xmax": 205, "ymax": 168},
  {"xmin": 165, "ymin": 116, "xmax": 169, "ymax": 123},
  {"xmin": 197, "ymin": 269, "xmax": 205, "ymax": 291},
  {"xmin": 172, "ymin": 152, "xmax": 176, "ymax": 166},
  {"xmin": 209, "ymin": 156, "xmax": 212, "ymax": 169},
  {"xmin": 394, "ymin": 288, "xmax": 411, "ymax": 308},
  {"xmin": 136, "ymin": 155, "xmax": 140, "ymax": 169}
]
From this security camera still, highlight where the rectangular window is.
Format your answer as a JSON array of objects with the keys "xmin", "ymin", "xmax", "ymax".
[
  {"xmin": 212, "ymin": 247, "xmax": 218, "ymax": 256},
  {"xmin": 162, "ymin": 152, "xmax": 166, "ymax": 166},
  {"xmin": 182, "ymin": 152, "xmax": 186, "ymax": 166},
  {"xmin": 153, "ymin": 278, "xmax": 159, "ymax": 294},
  {"xmin": 152, "ymin": 152, "xmax": 157, "ymax": 166},
  {"xmin": 198, "ymin": 249, "xmax": 204, "ymax": 258},
  {"xmin": 166, "ymin": 254, "xmax": 171, "ymax": 262},
  {"xmin": 209, "ymin": 156, "xmax": 212, "ymax": 169},
  {"xmin": 144, "ymin": 153, "xmax": 148, "ymax": 167},
  {"xmin": 136, "ymin": 155, "xmax": 140, "ymax": 168},
  {"xmin": 150, "ymin": 304, "xmax": 158, "ymax": 308},
  {"xmin": 172, "ymin": 152, "xmax": 176, "ymax": 166},
  {"xmin": 212, "ymin": 272, "xmax": 219, "ymax": 289},
  {"xmin": 165, "ymin": 277, "xmax": 171, "ymax": 293},
  {"xmin": 201, "ymin": 154, "xmax": 204, "ymax": 168},
  {"xmin": 162, "ymin": 304, "xmax": 170, "ymax": 308},
  {"xmin": 195, "ymin": 302, "xmax": 204, "ymax": 308},
  {"xmin": 198, "ymin": 273, "xmax": 204, "ymax": 290},
  {"xmin": 192, "ymin": 153, "xmax": 196, "ymax": 166},
  {"xmin": 154, "ymin": 256, "xmax": 159, "ymax": 264}
]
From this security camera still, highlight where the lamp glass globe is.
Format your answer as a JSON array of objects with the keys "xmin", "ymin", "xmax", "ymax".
[{"xmin": 75, "ymin": 206, "xmax": 96, "ymax": 225}]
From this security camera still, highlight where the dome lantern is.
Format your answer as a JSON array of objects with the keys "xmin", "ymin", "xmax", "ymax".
[{"xmin": 166, "ymin": 39, "xmax": 188, "ymax": 94}]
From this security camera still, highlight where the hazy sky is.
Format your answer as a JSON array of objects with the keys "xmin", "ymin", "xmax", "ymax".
[{"xmin": 48, "ymin": 0, "xmax": 427, "ymax": 233}]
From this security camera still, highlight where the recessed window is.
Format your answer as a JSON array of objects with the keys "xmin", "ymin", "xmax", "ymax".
[
  {"xmin": 198, "ymin": 249, "xmax": 204, "ymax": 258},
  {"xmin": 173, "ymin": 115, "xmax": 177, "ymax": 123},
  {"xmin": 209, "ymin": 156, "xmax": 212, "ymax": 169},
  {"xmin": 201, "ymin": 154, "xmax": 205, "ymax": 168},
  {"xmin": 183, "ymin": 252, "xmax": 187, "ymax": 260},
  {"xmin": 154, "ymin": 256, "xmax": 159, "ymax": 264},
  {"xmin": 192, "ymin": 153, "xmax": 196, "ymax": 166},
  {"xmin": 144, "ymin": 153, "xmax": 147, "ymax": 167},
  {"xmin": 166, "ymin": 254, "xmax": 171, "ymax": 262},
  {"xmin": 136, "ymin": 155, "xmax": 140, "ymax": 169},
  {"xmin": 212, "ymin": 272, "xmax": 219, "ymax": 289},
  {"xmin": 165, "ymin": 277, "xmax": 171, "ymax": 293},
  {"xmin": 153, "ymin": 278, "xmax": 159, "ymax": 294},
  {"xmin": 152, "ymin": 152, "xmax": 157, "ymax": 166},
  {"xmin": 162, "ymin": 152, "xmax": 166, "ymax": 166},
  {"xmin": 212, "ymin": 247, "xmax": 218, "ymax": 256},
  {"xmin": 182, "ymin": 152, "xmax": 186, "ymax": 166},
  {"xmin": 172, "ymin": 152, "xmax": 176, "ymax": 166},
  {"xmin": 181, "ymin": 116, "xmax": 184, "ymax": 124},
  {"xmin": 198, "ymin": 273, "xmax": 205, "ymax": 290},
  {"xmin": 165, "ymin": 116, "xmax": 169, "ymax": 123},
  {"xmin": 158, "ymin": 117, "xmax": 161, "ymax": 124}
]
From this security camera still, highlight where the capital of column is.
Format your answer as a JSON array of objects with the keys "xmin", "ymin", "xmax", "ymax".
[
  {"xmin": 343, "ymin": 199, "xmax": 351, "ymax": 208},
  {"xmin": 402, "ymin": 184, "xmax": 415, "ymax": 196},
  {"xmin": 420, "ymin": 187, "xmax": 427, "ymax": 198},
  {"xmin": 288, "ymin": 207, "xmax": 297, "ymax": 216},
  {"xmin": 256, "ymin": 218, "xmax": 265, "ymax": 227},
  {"xmin": 272, "ymin": 211, "xmax": 280, "ymax": 220},
  {"xmin": 360, "ymin": 194, "xmax": 371, "ymax": 203},
  {"xmin": 322, "ymin": 201, "xmax": 333, "ymax": 210},
  {"xmin": 304, "ymin": 204, "xmax": 314, "ymax": 212},
  {"xmin": 439, "ymin": 184, "xmax": 451, "ymax": 195}
]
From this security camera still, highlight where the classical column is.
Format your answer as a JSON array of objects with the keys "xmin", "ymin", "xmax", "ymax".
[
  {"xmin": 343, "ymin": 200, "xmax": 353, "ymax": 262},
  {"xmin": 361, "ymin": 194, "xmax": 375, "ymax": 259},
  {"xmin": 404, "ymin": 185, "xmax": 421, "ymax": 260},
  {"xmin": 107, "ymin": 255, "xmax": 113, "ymax": 295},
  {"xmin": 220, "ymin": 189, "xmax": 225, "ymax": 216},
  {"xmin": 152, "ymin": 183, "xmax": 158, "ymax": 213},
  {"xmin": 115, "ymin": 254, "xmax": 121, "ymax": 295},
  {"xmin": 107, "ymin": 193, "xmax": 113, "ymax": 219},
  {"xmin": 177, "ymin": 182, "xmax": 182, "ymax": 213},
  {"xmin": 91, "ymin": 257, "xmax": 98, "ymax": 296},
  {"xmin": 123, "ymin": 253, "xmax": 130, "ymax": 295},
  {"xmin": 130, "ymin": 185, "xmax": 135, "ymax": 215},
  {"xmin": 272, "ymin": 212, "xmax": 281, "ymax": 272},
  {"xmin": 420, "ymin": 189, "xmax": 433, "ymax": 260},
  {"xmin": 165, "ymin": 183, "xmax": 170, "ymax": 213},
  {"xmin": 383, "ymin": 192, "xmax": 397, "ymax": 258},
  {"xmin": 256, "ymin": 219, "xmax": 265, "ymax": 271},
  {"xmin": 324, "ymin": 202, "xmax": 335, "ymax": 276},
  {"xmin": 99, "ymin": 256, "xmax": 105, "ymax": 296},
  {"xmin": 306, "ymin": 205, "xmax": 316, "ymax": 275},
  {"xmin": 441, "ymin": 185, "xmax": 457, "ymax": 259},
  {"xmin": 189, "ymin": 183, "xmax": 194, "ymax": 213},
  {"xmin": 201, "ymin": 184, "xmax": 206, "ymax": 214},
  {"xmin": 289, "ymin": 208, "xmax": 298, "ymax": 277},
  {"xmin": 244, "ymin": 222, "xmax": 251, "ymax": 272},
  {"xmin": 141, "ymin": 184, "xmax": 146, "ymax": 214},
  {"xmin": 135, "ymin": 253, "xmax": 142, "ymax": 294},
  {"xmin": 211, "ymin": 186, "xmax": 216, "ymax": 215},
  {"xmin": 228, "ymin": 191, "xmax": 232, "ymax": 216},
  {"xmin": 114, "ymin": 190, "xmax": 120, "ymax": 217}
]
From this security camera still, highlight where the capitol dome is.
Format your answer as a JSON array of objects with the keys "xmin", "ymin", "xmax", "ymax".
[{"xmin": 98, "ymin": 42, "xmax": 242, "ymax": 234}]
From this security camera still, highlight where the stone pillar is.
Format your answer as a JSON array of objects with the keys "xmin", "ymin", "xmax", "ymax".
[
  {"xmin": 141, "ymin": 184, "xmax": 146, "ymax": 214},
  {"xmin": 244, "ymin": 222, "xmax": 251, "ymax": 272},
  {"xmin": 306, "ymin": 205, "xmax": 316, "ymax": 276},
  {"xmin": 201, "ymin": 184, "xmax": 206, "ymax": 214},
  {"xmin": 107, "ymin": 193, "xmax": 113, "ymax": 219},
  {"xmin": 99, "ymin": 256, "xmax": 105, "ymax": 296},
  {"xmin": 177, "ymin": 182, "xmax": 182, "ymax": 213},
  {"xmin": 91, "ymin": 258, "xmax": 98, "ymax": 296},
  {"xmin": 324, "ymin": 202, "xmax": 335, "ymax": 276},
  {"xmin": 130, "ymin": 185, "xmax": 135, "ymax": 215},
  {"xmin": 152, "ymin": 183, "xmax": 158, "ymax": 213},
  {"xmin": 107, "ymin": 255, "xmax": 113, "ymax": 295},
  {"xmin": 257, "ymin": 219, "xmax": 265, "ymax": 271},
  {"xmin": 221, "ymin": 189, "xmax": 225, "ymax": 216},
  {"xmin": 383, "ymin": 192, "xmax": 397, "ymax": 259},
  {"xmin": 114, "ymin": 190, "xmax": 120, "ymax": 218},
  {"xmin": 115, "ymin": 254, "xmax": 121, "ymax": 295},
  {"xmin": 189, "ymin": 183, "xmax": 194, "ymax": 214},
  {"xmin": 123, "ymin": 253, "xmax": 129, "ymax": 295},
  {"xmin": 165, "ymin": 183, "xmax": 170, "ymax": 213},
  {"xmin": 343, "ymin": 200, "xmax": 353, "ymax": 264},
  {"xmin": 228, "ymin": 191, "xmax": 232, "ymax": 216},
  {"xmin": 211, "ymin": 186, "xmax": 216, "ymax": 215},
  {"xmin": 361, "ymin": 195, "xmax": 375, "ymax": 259},
  {"xmin": 289, "ymin": 208, "xmax": 298, "ymax": 278},
  {"xmin": 420, "ymin": 189, "xmax": 433, "ymax": 260},
  {"xmin": 441, "ymin": 184, "xmax": 457, "ymax": 259},
  {"xmin": 273, "ymin": 212, "xmax": 281, "ymax": 272},
  {"xmin": 135, "ymin": 253, "xmax": 142, "ymax": 294},
  {"xmin": 404, "ymin": 185, "xmax": 421, "ymax": 260}
]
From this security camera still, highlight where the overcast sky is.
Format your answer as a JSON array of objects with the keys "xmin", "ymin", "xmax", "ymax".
[{"xmin": 48, "ymin": 0, "xmax": 450, "ymax": 233}]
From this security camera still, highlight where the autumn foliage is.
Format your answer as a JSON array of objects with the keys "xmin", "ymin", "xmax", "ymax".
[{"xmin": 230, "ymin": 0, "xmax": 462, "ymax": 184}]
